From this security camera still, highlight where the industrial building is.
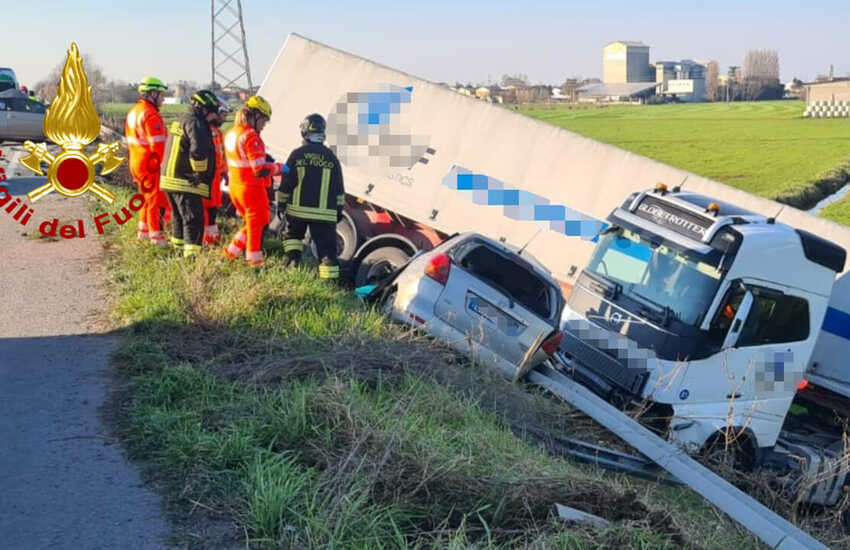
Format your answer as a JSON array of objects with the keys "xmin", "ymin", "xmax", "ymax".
[
  {"xmin": 655, "ymin": 60, "xmax": 707, "ymax": 102},
  {"xmin": 602, "ymin": 41, "xmax": 653, "ymax": 83},
  {"xmin": 577, "ymin": 40, "xmax": 657, "ymax": 102},
  {"xmin": 803, "ymin": 78, "xmax": 850, "ymax": 118},
  {"xmin": 805, "ymin": 79, "xmax": 850, "ymax": 104},
  {"xmin": 578, "ymin": 40, "xmax": 709, "ymax": 103}
]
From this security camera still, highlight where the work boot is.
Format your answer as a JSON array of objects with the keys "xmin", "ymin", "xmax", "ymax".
[{"xmin": 149, "ymin": 231, "xmax": 168, "ymax": 248}]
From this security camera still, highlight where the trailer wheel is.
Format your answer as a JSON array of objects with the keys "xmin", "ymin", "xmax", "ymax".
[
  {"xmin": 335, "ymin": 216, "xmax": 357, "ymax": 263},
  {"xmin": 355, "ymin": 246, "xmax": 410, "ymax": 287}
]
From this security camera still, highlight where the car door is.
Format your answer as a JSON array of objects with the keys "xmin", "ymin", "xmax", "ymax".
[
  {"xmin": 0, "ymin": 99, "xmax": 7, "ymax": 137},
  {"xmin": 434, "ymin": 239, "xmax": 556, "ymax": 369},
  {"xmin": 5, "ymin": 97, "xmax": 45, "ymax": 140}
]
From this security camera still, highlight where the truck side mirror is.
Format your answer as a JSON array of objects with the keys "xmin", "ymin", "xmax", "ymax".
[{"xmin": 722, "ymin": 290, "xmax": 754, "ymax": 350}]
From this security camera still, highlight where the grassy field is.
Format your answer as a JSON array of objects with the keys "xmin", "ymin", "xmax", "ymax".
[
  {"xmin": 102, "ymin": 102, "xmax": 188, "ymax": 124},
  {"xmin": 518, "ymin": 101, "xmax": 850, "ymax": 207},
  {"xmin": 94, "ymin": 180, "xmax": 783, "ymax": 549},
  {"xmin": 101, "ymin": 102, "xmax": 236, "ymax": 132},
  {"xmin": 823, "ymin": 196, "xmax": 850, "ymax": 226}
]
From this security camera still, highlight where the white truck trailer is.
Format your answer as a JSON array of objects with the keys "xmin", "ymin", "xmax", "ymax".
[{"xmin": 258, "ymin": 33, "xmax": 850, "ymax": 485}]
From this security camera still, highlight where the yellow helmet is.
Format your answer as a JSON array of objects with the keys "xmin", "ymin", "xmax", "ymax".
[{"xmin": 245, "ymin": 95, "xmax": 272, "ymax": 118}]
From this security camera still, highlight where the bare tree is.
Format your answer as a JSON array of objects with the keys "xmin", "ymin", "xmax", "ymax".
[
  {"xmin": 742, "ymin": 49, "xmax": 782, "ymax": 100},
  {"xmin": 705, "ymin": 60, "xmax": 719, "ymax": 101},
  {"xmin": 34, "ymin": 52, "xmax": 110, "ymax": 111}
]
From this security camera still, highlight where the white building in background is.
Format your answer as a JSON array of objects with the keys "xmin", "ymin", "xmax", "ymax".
[{"xmin": 655, "ymin": 60, "xmax": 707, "ymax": 102}]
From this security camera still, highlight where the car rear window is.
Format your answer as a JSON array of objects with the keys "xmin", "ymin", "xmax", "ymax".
[{"xmin": 455, "ymin": 243, "xmax": 555, "ymax": 320}]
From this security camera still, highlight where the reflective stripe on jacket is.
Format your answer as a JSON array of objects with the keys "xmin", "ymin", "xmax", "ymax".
[
  {"xmin": 205, "ymin": 125, "xmax": 226, "ymax": 207},
  {"xmin": 224, "ymin": 124, "xmax": 282, "ymax": 188},
  {"xmin": 160, "ymin": 112, "xmax": 215, "ymax": 198},
  {"xmin": 124, "ymin": 98, "xmax": 166, "ymax": 182},
  {"xmin": 280, "ymin": 142, "xmax": 345, "ymax": 223}
]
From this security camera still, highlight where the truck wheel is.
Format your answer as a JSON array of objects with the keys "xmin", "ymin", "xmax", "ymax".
[
  {"xmin": 336, "ymin": 217, "xmax": 357, "ymax": 263},
  {"xmin": 700, "ymin": 432, "xmax": 756, "ymax": 472},
  {"xmin": 355, "ymin": 246, "xmax": 410, "ymax": 287}
]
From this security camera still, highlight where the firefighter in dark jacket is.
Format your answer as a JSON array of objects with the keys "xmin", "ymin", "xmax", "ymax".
[
  {"xmin": 160, "ymin": 90, "xmax": 221, "ymax": 257},
  {"xmin": 277, "ymin": 113, "xmax": 345, "ymax": 280}
]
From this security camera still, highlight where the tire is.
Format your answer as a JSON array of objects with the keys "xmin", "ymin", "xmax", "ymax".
[
  {"xmin": 355, "ymin": 246, "xmax": 410, "ymax": 287},
  {"xmin": 700, "ymin": 431, "xmax": 757, "ymax": 472},
  {"xmin": 306, "ymin": 218, "xmax": 357, "ymax": 265},
  {"xmin": 335, "ymin": 216, "xmax": 357, "ymax": 264},
  {"xmin": 378, "ymin": 287, "xmax": 397, "ymax": 316}
]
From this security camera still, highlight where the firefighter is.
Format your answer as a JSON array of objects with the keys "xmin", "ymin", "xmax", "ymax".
[
  {"xmin": 125, "ymin": 76, "xmax": 169, "ymax": 247},
  {"xmin": 221, "ymin": 96, "xmax": 283, "ymax": 267},
  {"xmin": 203, "ymin": 97, "xmax": 231, "ymax": 245},
  {"xmin": 277, "ymin": 113, "xmax": 345, "ymax": 281},
  {"xmin": 160, "ymin": 90, "xmax": 221, "ymax": 258}
]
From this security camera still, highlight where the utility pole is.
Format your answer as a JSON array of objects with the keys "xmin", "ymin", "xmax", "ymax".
[{"xmin": 211, "ymin": 0, "xmax": 254, "ymax": 93}]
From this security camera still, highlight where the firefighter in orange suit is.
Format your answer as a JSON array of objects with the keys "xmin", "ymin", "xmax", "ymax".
[
  {"xmin": 203, "ymin": 98, "xmax": 231, "ymax": 245},
  {"xmin": 125, "ymin": 76, "xmax": 169, "ymax": 247},
  {"xmin": 222, "ymin": 96, "xmax": 283, "ymax": 267}
]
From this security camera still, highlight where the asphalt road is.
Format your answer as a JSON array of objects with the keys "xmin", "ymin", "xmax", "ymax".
[{"xmin": 0, "ymin": 151, "xmax": 170, "ymax": 550}]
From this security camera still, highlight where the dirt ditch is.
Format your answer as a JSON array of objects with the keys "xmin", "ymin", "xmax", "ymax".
[{"xmin": 774, "ymin": 161, "xmax": 850, "ymax": 210}]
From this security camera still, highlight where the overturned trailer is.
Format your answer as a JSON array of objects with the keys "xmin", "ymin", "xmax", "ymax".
[
  {"xmin": 258, "ymin": 33, "xmax": 850, "ymax": 537},
  {"xmin": 259, "ymin": 32, "xmax": 850, "ymax": 409}
]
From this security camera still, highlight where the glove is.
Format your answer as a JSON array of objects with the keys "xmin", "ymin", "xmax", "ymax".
[
  {"xmin": 265, "ymin": 154, "xmax": 276, "ymax": 163},
  {"xmin": 144, "ymin": 152, "xmax": 161, "ymax": 173}
]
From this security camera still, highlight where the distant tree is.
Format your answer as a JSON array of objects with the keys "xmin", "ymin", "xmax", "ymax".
[
  {"xmin": 501, "ymin": 73, "xmax": 529, "ymax": 88},
  {"xmin": 35, "ymin": 53, "xmax": 111, "ymax": 111},
  {"xmin": 705, "ymin": 60, "xmax": 719, "ymax": 101},
  {"xmin": 742, "ymin": 49, "xmax": 782, "ymax": 100}
]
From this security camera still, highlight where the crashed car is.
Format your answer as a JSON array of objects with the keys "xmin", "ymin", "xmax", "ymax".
[
  {"xmin": 0, "ymin": 90, "xmax": 46, "ymax": 142},
  {"xmin": 368, "ymin": 232, "xmax": 564, "ymax": 380}
]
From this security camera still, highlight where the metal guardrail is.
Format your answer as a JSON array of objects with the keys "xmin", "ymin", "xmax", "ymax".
[
  {"xmin": 516, "ymin": 425, "xmax": 682, "ymax": 486},
  {"xmin": 529, "ymin": 362, "xmax": 829, "ymax": 550}
]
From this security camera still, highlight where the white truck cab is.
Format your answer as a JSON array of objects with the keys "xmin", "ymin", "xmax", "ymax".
[{"xmin": 560, "ymin": 185, "xmax": 846, "ymax": 454}]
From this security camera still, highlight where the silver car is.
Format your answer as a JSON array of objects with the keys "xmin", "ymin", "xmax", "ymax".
[
  {"xmin": 0, "ymin": 94, "xmax": 46, "ymax": 142},
  {"xmin": 374, "ymin": 232, "xmax": 564, "ymax": 381}
]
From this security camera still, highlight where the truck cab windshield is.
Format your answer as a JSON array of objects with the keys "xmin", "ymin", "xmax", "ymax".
[{"xmin": 586, "ymin": 228, "xmax": 722, "ymax": 326}]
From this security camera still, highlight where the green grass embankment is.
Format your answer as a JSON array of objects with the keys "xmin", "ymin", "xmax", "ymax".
[
  {"xmin": 101, "ymin": 102, "xmax": 235, "ymax": 132},
  {"xmin": 518, "ymin": 101, "xmax": 850, "ymax": 210},
  {"xmin": 94, "ymin": 182, "xmax": 766, "ymax": 549}
]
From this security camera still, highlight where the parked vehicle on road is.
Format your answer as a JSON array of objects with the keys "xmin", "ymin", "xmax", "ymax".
[
  {"xmin": 0, "ymin": 68, "xmax": 18, "ymax": 93},
  {"xmin": 0, "ymin": 91, "xmax": 46, "ymax": 142},
  {"xmin": 373, "ymin": 232, "xmax": 564, "ymax": 380}
]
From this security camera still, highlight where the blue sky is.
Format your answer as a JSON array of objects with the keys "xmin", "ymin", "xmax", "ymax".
[{"xmin": 3, "ymin": 1, "xmax": 849, "ymax": 89}]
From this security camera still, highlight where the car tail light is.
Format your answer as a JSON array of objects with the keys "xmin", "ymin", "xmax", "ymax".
[
  {"xmin": 541, "ymin": 331, "xmax": 563, "ymax": 356},
  {"xmin": 797, "ymin": 378, "xmax": 809, "ymax": 391},
  {"xmin": 424, "ymin": 253, "xmax": 451, "ymax": 285}
]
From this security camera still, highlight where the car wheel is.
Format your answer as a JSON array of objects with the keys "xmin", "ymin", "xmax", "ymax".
[
  {"xmin": 355, "ymin": 246, "xmax": 410, "ymax": 287},
  {"xmin": 378, "ymin": 287, "xmax": 397, "ymax": 315}
]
